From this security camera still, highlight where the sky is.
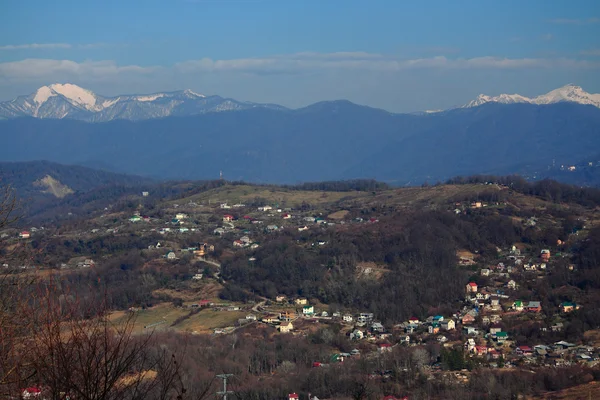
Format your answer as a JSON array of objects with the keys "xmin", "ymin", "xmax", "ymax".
[{"xmin": 0, "ymin": 0, "xmax": 599, "ymax": 112}]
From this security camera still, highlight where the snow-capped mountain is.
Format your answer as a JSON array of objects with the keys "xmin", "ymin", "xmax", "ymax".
[
  {"xmin": 0, "ymin": 83, "xmax": 287, "ymax": 121},
  {"xmin": 464, "ymin": 84, "xmax": 600, "ymax": 109}
]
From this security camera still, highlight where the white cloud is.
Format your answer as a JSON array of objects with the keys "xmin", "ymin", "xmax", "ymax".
[
  {"xmin": 1, "ymin": 53, "xmax": 598, "ymax": 83},
  {"xmin": 0, "ymin": 43, "xmax": 72, "ymax": 50},
  {"xmin": 0, "ymin": 59, "xmax": 160, "ymax": 81}
]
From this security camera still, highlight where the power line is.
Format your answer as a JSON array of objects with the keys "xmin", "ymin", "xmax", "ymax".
[{"xmin": 216, "ymin": 373, "xmax": 234, "ymax": 400}]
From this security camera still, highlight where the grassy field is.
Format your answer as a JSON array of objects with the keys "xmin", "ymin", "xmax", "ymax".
[
  {"xmin": 173, "ymin": 184, "xmax": 368, "ymax": 208},
  {"xmin": 109, "ymin": 303, "xmax": 189, "ymax": 334},
  {"xmin": 174, "ymin": 309, "xmax": 248, "ymax": 333}
]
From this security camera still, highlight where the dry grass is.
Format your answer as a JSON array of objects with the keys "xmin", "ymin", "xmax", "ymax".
[
  {"xmin": 109, "ymin": 303, "xmax": 189, "ymax": 334},
  {"xmin": 174, "ymin": 309, "xmax": 248, "ymax": 333},
  {"xmin": 526, "ymin": 381, "xmax": 599, "ymax": 399},
  {"xmin": 327, "ymin": 210, "xmax": 350, "ymax": 220},
  {"xmin": 172, "ymin": 185, "xmax": 366, "ymax": 208}
]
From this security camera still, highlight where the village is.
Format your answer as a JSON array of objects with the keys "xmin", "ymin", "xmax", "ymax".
[{"xmin": 3, "ymin": 181, "xmax": 600, "ymax": 399}]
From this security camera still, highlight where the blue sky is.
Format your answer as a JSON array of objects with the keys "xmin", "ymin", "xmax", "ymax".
[{"xmin": 0, "ymin": 0, "xmax": 599, "ymax": 112}]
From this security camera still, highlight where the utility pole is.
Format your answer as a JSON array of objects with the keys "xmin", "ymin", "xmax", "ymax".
[{"xmin": 216, "ymin": 373, "xmax": 234, "ymax": 400}]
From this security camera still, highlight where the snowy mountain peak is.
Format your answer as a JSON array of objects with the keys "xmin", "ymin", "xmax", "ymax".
[
  {"xmin": 33, "ymin": 86, "xmax": 57, "ymax": 104},
  {"xmin": 183, "ymin": 89, "xmax": 205, "ymax": 98},
  {"xmin": 464, "ymin": 84, "xmax": 600, "ymax": 109},
  {"xmin": 0, "ymin": 84, "xmax": 279, "ymax": 121},
  {"xmin": 47, "ymin": 83, "xmax": 101, "ymax": 111}
]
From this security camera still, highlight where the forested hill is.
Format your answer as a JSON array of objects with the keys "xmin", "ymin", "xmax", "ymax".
[
  {"xmin": 1, "ymin": 101, "xmax": 599, "ymax": 185},
  {"xmin": 0, "ymin": 160, "xmax": 153, "ymax": 196}
]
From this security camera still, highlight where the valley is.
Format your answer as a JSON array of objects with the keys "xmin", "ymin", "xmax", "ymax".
[{"xmin": 2, "ymin": 163, "xmax": 600, "ymax": 399}]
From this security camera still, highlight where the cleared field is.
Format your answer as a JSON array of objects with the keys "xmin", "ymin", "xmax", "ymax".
[
  {"xmin": 109, "ymin": 303, "xmax": 189, "ymax": 334},
  {"xmin": 174, "ymin": 309, "xmax": 248, "ymax": 333},
  {"xmin": 172, "ymin": 184, "xmax": 367, "ymax": 208}
]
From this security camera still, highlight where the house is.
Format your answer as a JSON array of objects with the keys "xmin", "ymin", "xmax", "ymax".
[
  {"xmin": 303, "ymin": 305, "xmax": 315, "ymax": 315},
  {"xmin": 282, "ymin": 213, "xmax": 292, "ymax": 219},
  {"xmin": 495, "ymin": 331, "xmax": 508, "ymax": 343},
  {"xmin": 19, "ymin": 231, "xmax": 30, "ymax": 239},
  {"xmin": 232, "ymin": 203, "xmax": 245, "ymax": 208},
  {"xmin": 223, "ymin": 214, "xmax": 234, "ymax": 222},
  {"xmin": 516, "ymin": 346, "xmax": 533, "ymax": 356},
  {"xmin": 279, "ymin": 321, "xmax": 294, "ymax": 333},
  {"xmin": 437, "ymin": 335, "xmax": 448, "ymax": 343},
  {"xmin": 288, "ymin": 394, "xmax": 299, "ymax": 400},
  {"xmin": 213, "ymin": 227, "xmax": 225, "ymax": 235},
  {"xmin": 551, "ymin": 322, "xmax": 564, "ymax": 332},
  {"xmin": 378, "ymin": 343, "xmax": 393, "ymax": 353},
  {"xmin": 350, "ymin": 329, "xmax": 364, "ymax": 340},
  {"xmin": 466, "ymin": 282, "xmax": 478, "ymax": 293},
  {"xmin": 240, "ymin": 235, "xmax": 252, "ymax": 244},
  {"xmin": 192, "ymin": 273, "xmax": 203, "ymax": 280},
  {"xmin": 487, "ymin": 349, "xmax": 501, "ymax": 360},
  {"xmin": 281, "ymin": 311, "xmax": 296, "ymax": 321},
  {"xmin": 295, "ymin": 298, "xmax": 308, "ymax": 305},
  {"xmin": 480, "ymin": 268, "xmax": 490, "ymax": 276},
  {"xmin": 489, "ymin": 324, "xmax": 502, "ymax": 337},
  {"xmin": 233, "ymin": 240, "xmax": 245, "ymax": 248},
  {"xmin": 343, "ymin": 314, "xmax": 353, "ymax": 323},
  {"xmin": 246, "ymin": 314, "xmax": 257, "ymax": 321},
  {"xmin": 129, "ymin": 215, "xmax": 142, "ymax": 222},
  {"xmin": 463, "ymin": 326, "xmax": 479, "ymax": 335},
  {"xmin": 266, "ymin": 224, "xmax": 278, "ymax": 231},
  {"xmin": 175, "ymin": 213, "xmax": 188, "ymax": 220},
  {"xmin": 464, "ymin": 338, "xmax": 476, "ymax": 352},
  {"xmin": 507, "ymin": 280, "xmax": 517, "ymax": 290},
  {"xmin": 433, "ymin": 315, "xmax": 444, "ymax": 323},
  {"xmin": 276, "ymin": 295, "xmax": 287, "ymax": 302},
  {"xmin": 560, "ymin": 302, "xmax": 578, "ymax": 313},
  {"xmin": 371, "ymin": 322, "xmax": 385, "ymax": 333},
  {"xmin": 408, "ymin": 316, "xmax": 420, "ymax": 324},
  {"xmin": 298, "ymin": 226, "xmax": 309, "ymax": 232},
  {"xmin": 441, "ymin": 319, "xmax": 456, "ymax": 331},
  {"xmin": 428, "ymin": 323, "xmax": 440, "ymax": 334},
  {"xmin": 512, "ymin": 300, "xmax": 524, "ymax": 312},
  {"xmin": 258, "ymin": 205, "xmax": 272, "ymax": 212},
  {"xmin": 526, "ymin": 301, "xmax": 542, "ymax": 313},
  {"xmin": 142, "ymin": 191, "xmax": 149, "ymax": 197},
  {"xmin": 474, "ymin": 346, "xmax": 488, "ymax": 356},
  {"xmin": 166, "ymin": 251, "xmax": 177, "ymax": 260},
  {"xmin": 220, "ymin": 203, "xmax": 231, "ymax": 209},
  {"xmin": 262, "ymin": 314, "xmax": 280, "ymax": 324},
  {"xmin": 540, "ymin": 249, "xmax": 551, "ymax": 261},
  {"xmin": 462, "ymin": 314, "xmax": 476, "ymax": 325}
]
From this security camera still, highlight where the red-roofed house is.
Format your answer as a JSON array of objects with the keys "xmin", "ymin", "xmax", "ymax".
[
  {"xmin": 223, "ymin": 214, "xmax": 234, "ymax": 222},
  {"xmin": 19, "ymin": 231, "xmax": 30, "ymax": 239},
  {"xmin": 288, "ymin": 393, "xmax": 299, "ymax": 400},
  {"xmin": 466, "ymin": 282, "xmax": 478, "ymax": 293},
  {"xmin": 22, "ymin": 387, "xmax": 41, "ymax": 398},
  {"xmin": 516, "ymin": 346, "xmax": 533, "ymax": 355},
  {"xmin": 408, "ymin": 317, "xmax": 419, "ymax": 324},
  {"xmin": 474, "ymin": 346, "xmax": 488, "ymax": 356}
]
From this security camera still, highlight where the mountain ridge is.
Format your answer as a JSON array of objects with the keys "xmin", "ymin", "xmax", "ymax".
[
  {"xmin": 0, "ymin": 83, "xmax": 288, "ymax": 122},
  {"xmin": 2, "ymin": 83, "xmax": 599, "ymax": 122},
  {"xmin": 463, "ymin": 84, "xmax": 600, "ymax": 109}
]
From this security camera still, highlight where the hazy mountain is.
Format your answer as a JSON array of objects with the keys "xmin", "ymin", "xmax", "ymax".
[
  {"xmin": 463, "ymin": 84, "xmax": 600, "ymax": 109},
  {"xmin": 0, "ymin": 83, "xmax": 287, "ymax": 121},
  {"xmin": 1, "ymin": 100, "xmax": 599, "ymax": 185},
  {"xmin": 0, "ymin": 160, "xmax": 153, "ymax": 198}
]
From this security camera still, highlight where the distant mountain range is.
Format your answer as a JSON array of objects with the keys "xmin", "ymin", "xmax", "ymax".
[
  {"xmin": 0, "ymin": 83, "xmax": 286, "ymax": 122},
  {"xmin": 1, "ymin": 96, "xmax": 599, "ymax": 185},
  {"xmin": 1, "ymin": 83, "xmax": 599, "ymax": 122},
  {"xmin": 463, "ymin": 84, "xmax": 600, "ymax": 109}
]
